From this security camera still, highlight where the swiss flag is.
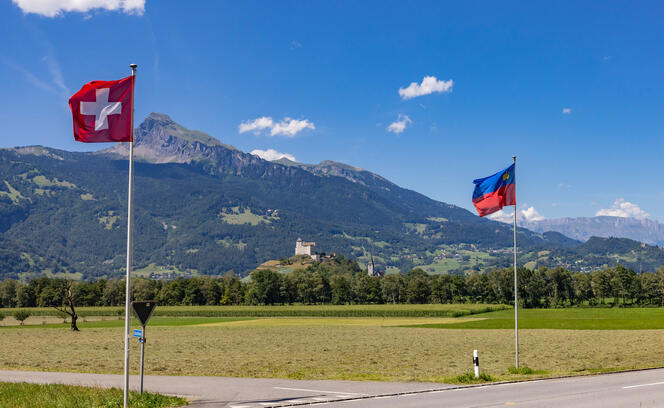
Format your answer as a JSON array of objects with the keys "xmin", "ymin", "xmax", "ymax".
[{"xmin": 69, "ymin": 76, "xmax": 134, "ymax": 143}]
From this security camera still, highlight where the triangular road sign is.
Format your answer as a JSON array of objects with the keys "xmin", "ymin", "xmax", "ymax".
[{"xmin": 132, "ymin": 301, "xmax": 157, "ymax": 326}]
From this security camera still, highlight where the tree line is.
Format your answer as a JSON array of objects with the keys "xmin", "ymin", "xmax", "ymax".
[{"xmin": 1, "ymin": 257, "xmax": 663, "ymax": 308}]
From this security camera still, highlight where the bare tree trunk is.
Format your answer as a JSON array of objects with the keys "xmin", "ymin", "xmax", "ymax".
[
  {"xmin": 54, "ymin": 280, "xmax": 79, "ymax": 332},
  {"xmin": 70, "ymin": 313, "xmax": 79, "ymax": 331}
]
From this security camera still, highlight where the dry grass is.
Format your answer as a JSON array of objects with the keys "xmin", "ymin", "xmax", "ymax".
[{"xmin": 2, "ymin": 318, "xmax": 664, "ymax": 382}]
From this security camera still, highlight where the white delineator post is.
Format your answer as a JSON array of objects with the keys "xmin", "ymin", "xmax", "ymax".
[
  {"xmin": 473, "ymin": 350, "xmax": 480, "ymax": 378},
  {"xmin": 512, "ymin": 155, "xmax": 519, "ymax": 369},
  {"xmin": 123, "ymin": 63, "xmax": 137, "ymax": 408}
]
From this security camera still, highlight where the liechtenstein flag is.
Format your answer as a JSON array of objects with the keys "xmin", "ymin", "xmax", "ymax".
[{"xmin": 472, "ymin": 163, "xmax": 516, "ymax": 217}]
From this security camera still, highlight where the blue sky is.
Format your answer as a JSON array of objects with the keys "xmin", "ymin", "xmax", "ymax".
[{"xmin": 2, "ymin": 1, "xmax": 664, "ymax": 222}]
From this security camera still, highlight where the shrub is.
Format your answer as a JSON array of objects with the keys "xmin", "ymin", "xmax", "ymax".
[
  {"xmin": 508, "ymin": 366, "xmax": 546, "ymax": 375},
  {"xmin": 13, "ymin": 310, "xmax": 31, "ymax": 325},
  {"xmin": 450, "ymin": 372, "xmax": 495, "ymax": 383}
]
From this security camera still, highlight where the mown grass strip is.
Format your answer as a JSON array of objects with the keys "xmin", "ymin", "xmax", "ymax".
[
  {"xmin": 404, "ymin": 308, "xmax": 664, "ymax": 330},
  {"xmin": 0, "ymin": 382, "xmax": 187, "ymax": 408},
  {"xmin": 0, "ymin": 304, "xmax": 508, "ymax": 318},
  {"xmin": 0, "ymin": 316, "xmax": 253, "ymax": 329}
]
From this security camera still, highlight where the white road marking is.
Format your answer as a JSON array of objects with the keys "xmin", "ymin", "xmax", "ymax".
[
  {"xmin": 273, "ymin": 386, "xmax": 365, "ymax": 395},
  {"xmin": 312, "ymin": 397, "xmax": 331, "ymax": 401},
  {"xmin": 623, "ymin": 381, "xmax": 664, "ymax": 389}
]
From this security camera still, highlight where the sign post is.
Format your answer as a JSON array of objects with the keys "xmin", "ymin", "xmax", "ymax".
[{"xmin": 132, "ymin": 301, "xmax": 157, "ymax": 395}]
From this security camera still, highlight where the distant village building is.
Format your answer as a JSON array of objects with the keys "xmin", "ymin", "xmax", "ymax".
[
  {"xmin": 367, "ymin": 254, "xmax": 385, "ymax": 277},
  {"xmin": 295, "ymin": 238, "xmax": 320, "ymax": 262}
]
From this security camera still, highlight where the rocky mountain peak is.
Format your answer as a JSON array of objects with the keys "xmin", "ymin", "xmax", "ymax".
[{"xmin": 100, "ymin": 112, "xmax": 237, "ymax": 163}]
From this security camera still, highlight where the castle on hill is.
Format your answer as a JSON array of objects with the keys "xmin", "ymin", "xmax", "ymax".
[{"xmin": 295, "ymin": 238, "xmax": 320, "ymax": 262}]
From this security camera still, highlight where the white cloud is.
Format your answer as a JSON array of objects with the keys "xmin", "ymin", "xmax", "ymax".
[
  {"xmin": 239, "ymin": 117, "xmax": 274, "ymax": 134},
  {"xmin": 270, "ymin": 118, "xmax": 315, "ymax": 137},
  {"xmin": 239, "ymin": 116, "xmax": 314, "ymax": 138},
  {"xmin": 596, "ymin": 198, "xmax": 649, "ymax": 219},
  {"xmin": 251, "ymin": 149, "xmax": 296, "ymax": 162},
  {"xmin": 399, "ymin": 76, "xmax": 453, "ymax": 100},
  {"xmin": 562, "ymin": 108, "xmax": 572, "ymax": 114},
  {"xmin": 488, "ymin": 206, "xmax": 546, "ymax": 224},
  {"xmin": 487, "ymin": 209, "xmax": 513, "ymax": 223},
  {"xmin": 522, "ymin": 206, "xmax": 546, "ymax": 222},
  {"xmin": 12, "ymin": 0, "xmax": 145, "ymax": 17},
  {"xmin": 386, "ymin": 114, "xmax": 412, "ymax": 134}
]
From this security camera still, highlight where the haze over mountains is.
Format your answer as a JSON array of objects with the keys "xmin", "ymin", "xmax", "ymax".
[
  {"xmin": 522, "ymin": 216, "xmax": 664, "ymax": 248},
  {"xmin": 2, "ymin": 113, "xmax": 664, "ymax": 281}
]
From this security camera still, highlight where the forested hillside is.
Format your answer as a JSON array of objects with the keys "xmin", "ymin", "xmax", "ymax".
[{"xmin": 1, "ymin": 114, "xmax": 664, "ymax": 280}]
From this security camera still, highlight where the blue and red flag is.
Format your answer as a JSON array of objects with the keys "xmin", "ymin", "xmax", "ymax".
[{"xmin": 472, "ymin": 163, "xmax": 515, "ymax": 217}]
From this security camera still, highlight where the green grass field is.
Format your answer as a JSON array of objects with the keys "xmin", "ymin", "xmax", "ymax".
[
  {"xmin": 406, "ymin": 307, "xmax": 664, "ymax": 330},
  {"xmin": 0, "ymin": 316, "xmax": 252, "ymax": 329},
  {"xmin": 0, "ymin": 382, "xmax": 187, "ymax": 408},
  {"xmin": 3, "ymin": 306, "xmax": 664, "ymax": 384},
  {"xmin": 0, "ymin": 303, "xmax": 508, "ymax": 318}
]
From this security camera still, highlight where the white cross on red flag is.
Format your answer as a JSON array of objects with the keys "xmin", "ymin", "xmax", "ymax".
[{"xmin": 69, "ymin": 75, "xmax": 134, "ymax": 143}]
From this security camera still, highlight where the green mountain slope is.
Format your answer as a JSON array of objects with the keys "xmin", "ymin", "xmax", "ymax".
[{"xmin": 1, "ymin": 113, "xmax": 662, "ymax": 279}]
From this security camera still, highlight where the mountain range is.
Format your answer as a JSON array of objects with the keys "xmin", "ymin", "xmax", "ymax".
[
  {"xmin": 521, "ymin": 216, "xmax": 664, "ymax": 247},
  {"xmin": 1, "ymin": 113, "xmax": 663, "ymax": 280}
]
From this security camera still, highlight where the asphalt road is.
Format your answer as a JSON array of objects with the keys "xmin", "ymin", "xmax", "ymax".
[
  {"xmin": 2, "ymin": 368, "xmax": 664, "ymax": 407},
  {"xmin": 0, "ymin": 370, "xmax": 449, "ymax": 407}
]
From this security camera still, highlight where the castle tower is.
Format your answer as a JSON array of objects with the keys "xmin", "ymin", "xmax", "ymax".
[{"xmin": 295, "ymin": 238, "xmax": 317, "ymax": 259}]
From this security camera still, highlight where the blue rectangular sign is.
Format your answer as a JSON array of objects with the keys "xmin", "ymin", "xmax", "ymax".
[{"xmin": 133, "ymin": 329, "xmax": 143, "ymax": 338}]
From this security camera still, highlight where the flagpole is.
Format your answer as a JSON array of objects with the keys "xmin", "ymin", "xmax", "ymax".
[
  {"xmin": 512, "ymin": 155, "xmax": 519, "ymax": 369},
  {"xmin": 124, "ymin": 63, "xmax": 137, "ymax": 408}
]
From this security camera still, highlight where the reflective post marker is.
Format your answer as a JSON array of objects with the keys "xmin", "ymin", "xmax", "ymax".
[{"xmin": 473, "ymin": 350, "xmax": 480, "ymax": 378}]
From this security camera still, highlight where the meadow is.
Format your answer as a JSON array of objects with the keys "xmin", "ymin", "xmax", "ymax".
[
  {"xmin": 0, "ymin": 382, "xmax": 186, "ymax": 408},
  {"xmin": 407, "ymin": 307, "xmax": 664, "ymax": 330},
  {"xmin": 0, "ymin": 303, "xmax": 507, "ymax": 318},
  {"xmin": 2, "ymin": 305, "xmax": 664, "ymax": 383}
]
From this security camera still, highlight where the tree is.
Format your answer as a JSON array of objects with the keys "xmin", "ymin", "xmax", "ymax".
[
  {"xmin": 380, "ymin": 274, "xmax": 405, "ymax": 304},
  {"xmin": 571, "ymin": 272, "xmax": 593, "ymax": 306},
  {"xmin": 102, "ymin": 280, "xmax": 124, "ymax": 306},
  {"xmin": 13, "ymin": 310, "xmax": 30, "ymax": 325},
  {"xmin": 591, "ymin": 269, "xmax": 611, "ymax": 305},
  {"xmin": 132, "ymin": 278, "xmax": 159, "ymax": 302},
  {"xmin": 546, "ymin": 267, "xmax": 574, "ymax": 307},
  {"xmin": 518, "ymin": 268, "xmax": 547, "ymax": 308},
  {"xmin": 0, "ymin": 279, "xmax": 18, "ymax": 308},
  {"xmin": 405, "ymin": 269, "xmax": 431, "ymax": 304},
  {"xmin": 53, "ymin": 279, "xmax": 80, "ymax": 331},
  {"xmin": 640, "ymin": 272, "xmax": 660, "ymax": 305},
  {"xmin": 250, "ymin": 270, "xmax": 281, "ymax": 305},
  {"xmin": 279, "ymin": 273, "xmax": 298, "ymax": 304},
  {"xmin": 488, "ymin": 268, "xmax": 513, "ymax": 304},
  {"xmin": 465, "ymin": 273, "xmax": 491, "ymax": 303},
  {"xmin": 330, "ymin": 275, "xmax": 351, "ymax": 304},
  {"xmin": 221, "ymin": 271, "xmax": 244, "ymax": 305}
]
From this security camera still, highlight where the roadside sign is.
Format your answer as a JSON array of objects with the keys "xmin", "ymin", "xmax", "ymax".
[
  {"xmin": 131, "ymin": 300, "xmax": 157, "ymax": 395},
  {"xmin": 132, "ymin": 301, "xmax": 157, "ymax": 326}
]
